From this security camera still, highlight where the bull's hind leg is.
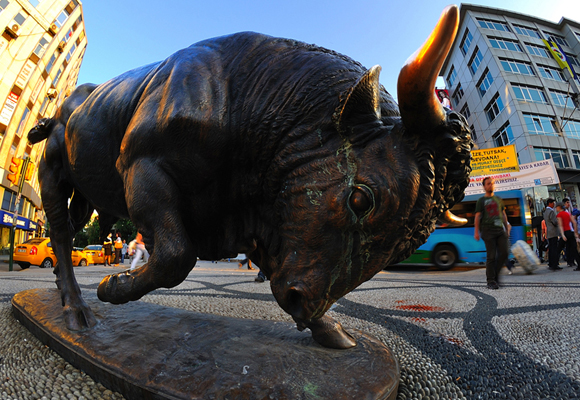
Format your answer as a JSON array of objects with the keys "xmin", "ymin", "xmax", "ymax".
[
  {"xmin": 98, "ymin": 159, "xmax": 196, "ymax": 304},
  {"xmin": 41, "ymin": 171, "xmax": 97, "ymax": 330}
]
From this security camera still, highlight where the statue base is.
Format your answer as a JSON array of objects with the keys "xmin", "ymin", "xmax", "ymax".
[{"xmin": 12, "ymin": 289, "xmax": 399, "ymax": 400}]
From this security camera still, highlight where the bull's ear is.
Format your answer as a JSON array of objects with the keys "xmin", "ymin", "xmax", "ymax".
[
  {"xmin": 27, "ymin": 118, "xmax": 54, "ymax": 144},
  {"xmin": 333, "ymin": 65, "xmax": 382, "ymax": 133}
]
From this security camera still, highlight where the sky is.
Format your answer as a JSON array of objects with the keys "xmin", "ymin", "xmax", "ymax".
[{"xmin": 77, "ymin": 0, "xmax": 580, "ymax": 101}]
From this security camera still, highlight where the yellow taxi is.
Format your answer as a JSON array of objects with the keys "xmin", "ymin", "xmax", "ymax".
[
  {"xmin": 13, "ymin": 237, "xmax": 89, "ymax": 269},
  {"xmin": 83, "ymin": 244, "xmax": 104, "ymax": 265}
]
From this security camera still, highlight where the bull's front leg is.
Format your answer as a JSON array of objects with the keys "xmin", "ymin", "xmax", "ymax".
[
  {"xmin": 40, "ymin": 164, "xmax": 97, "ymax": 330},
  {"xmin": 98, "ymin": 159, "xmax": 196, "ymax": 303}
]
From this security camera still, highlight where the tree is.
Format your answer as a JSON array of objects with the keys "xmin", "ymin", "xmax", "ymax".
[
  {"xmin": 85, "ymin": 217, "xmax": 101, "ymax": 245},
  {"xmin": 73, "ymin": 230, "xmax": 89, "ymax": 248},
  {"xmin": 114, "ymin": 218, "xmax": 137, "ymax": 242}
]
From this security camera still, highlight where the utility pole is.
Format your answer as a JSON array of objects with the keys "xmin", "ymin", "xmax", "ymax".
[{"xmin": 8, "ymin": 157, "xmax": 31, "ymax": 272}]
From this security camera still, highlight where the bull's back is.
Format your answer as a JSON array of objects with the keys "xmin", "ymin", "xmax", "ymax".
[
  {"xmin": 65, "ymin": 62, "xmax": 162, "ymax": 213},
  {"xmin": 64, "ymin": 32, "xmax": 363, "ymax": 212}
]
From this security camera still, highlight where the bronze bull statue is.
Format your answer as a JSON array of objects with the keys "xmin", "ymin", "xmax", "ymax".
[{"xmin": 29, "ymin": 6, "xmax": 471, "ymax": 348}]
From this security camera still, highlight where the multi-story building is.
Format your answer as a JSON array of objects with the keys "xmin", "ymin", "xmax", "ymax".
[
  {"xmin": 441, "ymin": 4, "xmax": 580, "ymax": 218},
  {"xmin": 0, "ymin": 0, "xmax": 86, "ymax": 249}
]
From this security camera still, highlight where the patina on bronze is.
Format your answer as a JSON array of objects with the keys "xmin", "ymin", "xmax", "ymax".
[{"xmin": 27, "ymin": 5, "xmax": 471, "ymax": 349}]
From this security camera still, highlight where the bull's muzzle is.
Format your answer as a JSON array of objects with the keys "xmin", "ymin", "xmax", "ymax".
[
  {"xmin": 276, "ymin": 283, "xmax": 356, "ymax": 349},
  {"xmin": 285, "ymin": 285, "xmax": 309, "ymax": 321}
]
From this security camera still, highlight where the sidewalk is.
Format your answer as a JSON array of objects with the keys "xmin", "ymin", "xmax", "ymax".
[{"xmin": 1, "ymin": 259, "xmax": 579, "ymax": 399}]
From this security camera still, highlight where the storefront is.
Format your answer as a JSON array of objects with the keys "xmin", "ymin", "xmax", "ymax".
[{"xmin": 0, "ymin": 210, "xmax": 38, "ymax": 253}]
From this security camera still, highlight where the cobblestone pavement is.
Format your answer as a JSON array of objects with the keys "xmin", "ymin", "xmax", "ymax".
[{"xmin": 1, "ymin": 260, "xmax": 579, "ymax": 400}]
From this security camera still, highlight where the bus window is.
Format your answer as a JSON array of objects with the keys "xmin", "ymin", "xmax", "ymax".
[{"xmin": 504, "ymin": 198, "xmax": 522, "ymax": 226}]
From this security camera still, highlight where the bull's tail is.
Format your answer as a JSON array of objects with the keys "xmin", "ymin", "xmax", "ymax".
[{"xmin": 27, "ymin": 118, "xmax": 53, "ymax": 144}]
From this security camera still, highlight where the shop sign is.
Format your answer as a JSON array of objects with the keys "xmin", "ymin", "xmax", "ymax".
[
  {"xmin": 465, "ymin": 159, "xmax": 559, "ymax": 196},
  {"xmin": 0, "ymin": 92, "xmax": 19, "ymax": 126},
  {"xmin": 0, "ymin": 210, "xmax": 29, "ymax": 230},
  {"xmin": 470, "ymin": 145, "xmax": 519, "ymax": 176},
  {"xmin": 31, "ymin": 77, "xmax": 45, "ymax": 103},
  {"xmin": 15, "ymin": 60, "xmax": 36, "ymax": 89}
]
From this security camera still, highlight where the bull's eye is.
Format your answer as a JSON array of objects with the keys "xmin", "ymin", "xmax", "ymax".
[{"xmin": 349, "ymin": 185, "xmax": 374, "ymax": 217}]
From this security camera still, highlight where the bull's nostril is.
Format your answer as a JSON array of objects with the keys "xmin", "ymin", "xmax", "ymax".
[{"xmin": 286, "ymin": 288, "xmax": 304, "ymax": 319}]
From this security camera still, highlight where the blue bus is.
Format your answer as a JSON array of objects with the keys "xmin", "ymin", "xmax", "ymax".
[{"xmin": 401, "ymin": 189, "xmax": 532, "ymax": 269}]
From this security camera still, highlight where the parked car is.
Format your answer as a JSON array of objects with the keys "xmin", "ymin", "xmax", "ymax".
[
  {"xmin": 13, "ymin": 238, "xmax": 88, "ymax": 269},
  {"xmin": 83, "ymin": 244, "xmax": 104, "ymax": 265}
]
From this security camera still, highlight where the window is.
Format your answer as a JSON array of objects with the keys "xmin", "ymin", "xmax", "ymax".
[
  {"xmin": 470, "ymin": 125, "xmax": 477, "ymax": 141},
  {"xmin": 0, "ymin": 0, "xmax": 9, "ymax": 13},
  {"xmin": 39, "ymin": 97, "xmax": 49, "ymax": 115},
  {"xmin": 33, "ymin": 37, "xmax": 49, "ymax": 58},
  {"xmin": 550, "ymin": 91, "xmax": 576, "ymax": 108},
  {"xmin": 511, "ymin": 84, "xmax": 547, "ymax": 104},
  {"xmin": 73, "ymin": 15, "xmax": 82, "ymax": 30},
  {"xmin": 544, "ymin": 33, "xmax": 569, "ymax": 48},
  {"xmin": 513, "ymin": 24, "xmax": 541, "ymax": 38},
  {"xmin": 524, "ymin": 113, "xmax": 558, "ymax": 135},
  {"xmin": 460, "ymin": 104, "xmax": 471, "ymax": 119},
  {"xmin": 576, "ymin": 32, "xmax": 580, "ymax": 41},
  {"xmin": 16, "ymin": 107, "xmax": 30, "ymax": 136},
  {"xmin": 526, "ymin": 44, "xmax": 550, "ymax": 58},
  {"xmin": 572, "ymin": 150, "xmax": 580, "ymax": 169},
  {"xmin": 53, "ymin": 65, "xmax": 64, "ymax": 86},
  {"xmin": 14, "ymin": 12, "xmax": 26, "ymax": 25},
  {"xmin": 534, "ymin": 147, "xmax": 570, "ymax": 168},
  {"xmin": 468, "ymin": 47, "xmax": 483, "ymax": 75},
  {"xmin": 478, "ymin": 18, "xmax": 510, "ymax": 32},
  {"xmin": 45, "ymin": 51, "xmax": 58, "ymax": 73},
  {"xmin": 555, "ymin": 36, "xmax": 569, "ymax": 47},
  {"xmin": 65, "ymin": 42, "xmax": 77, "ymax": 62},
  {"xmin": 63, "ymin": 27, "xmax": 74, "ymax": 42},
  {"xmin": 565, "ymin": 54, "xmax": 579, "ymax": 67},
  {"xmin": 494, "ymin": 122, "xmax": 514, "ymax": 147},
  {"xmin": 460, "ymin": 29, "xmax": 473, "ymax": 56},
  {"xmin": 446, "ymin": 65, "xmax": 457, "ymax": 87},
  {"xmin": 485, "ymin": 93, "xmax": 504, "ymax": 123},
  {"xmin": 477, "ymin": 68, "xmax": 494, "ymax": 97},
  {"xmin": 500, "ymin": 59, "xmax": 535, "ymax": 76},
  {"xmin": 55, "ymin": 9, "xmax": 70, "ymax": 28},
  {"xmin": 2, "ymin": 191, "xmax": 23, "ymax": 213},
  {"xmin": 452, "ymin": 83, "xmax": 464, "ymax": 107},
  {"xmin": 28, "ymin": 0, "xmax": 39, "ymax": 6},
  {"xmin": 488, "ymin": 37, "xmax": 523, "ymax": 52},
  {"xmin": 562, "ymin": 120, "xmax": 580, "ymax": 139},
  {"xmin": 538, "ymin": 66, "xmax": 565, "ymax": 82}
]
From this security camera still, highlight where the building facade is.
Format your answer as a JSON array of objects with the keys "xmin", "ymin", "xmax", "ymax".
[
  {"xmin": 441, "ymin": 4, "xmax": 580, "ymax": 218},
  {"xmin": 0, "ymin": 0, "xmax": 86, "ymax": 250}
]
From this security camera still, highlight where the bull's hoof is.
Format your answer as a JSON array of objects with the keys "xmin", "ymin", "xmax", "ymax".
[
  {"xmin": 97, "ymin": 271, "xmax": 138, "ymax": 304},
  {"xmin": 296, "ymin": 314, "xmax": 357, "ymax": 349},
  {"xmin": 63, "ymin": 302, "xmax": 97, "ymax": 331}
]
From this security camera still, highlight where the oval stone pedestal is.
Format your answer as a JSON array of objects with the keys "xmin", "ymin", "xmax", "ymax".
[{"xmin": 12, "ymin": 288, "xmax": 399, "ymax": 399}]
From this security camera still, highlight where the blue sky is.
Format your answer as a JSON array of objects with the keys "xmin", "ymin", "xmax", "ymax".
[{"xmin": 77, "ymin": 0, "xmax": 580, "ymax": 101}]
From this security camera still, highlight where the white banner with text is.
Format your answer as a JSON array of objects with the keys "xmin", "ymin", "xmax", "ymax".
[{"xmin": 465, "ymin": 159, "xmax": 559, "ymax": 196}]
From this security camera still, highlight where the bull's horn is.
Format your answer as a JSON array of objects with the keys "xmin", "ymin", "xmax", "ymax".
[
  {"xmin": 397, "ymin": 5, "xmax": 459, "ymax": 133},
  {"xmin": 439, "ymin": 210, "xmax": 467, "ymax": 227}
]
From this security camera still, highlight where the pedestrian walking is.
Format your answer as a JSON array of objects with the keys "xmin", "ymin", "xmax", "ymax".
[
  {"xmin": 114, "ymin": 233, "xmax": 123, "ymax": 266},
  {"xmin": 558, "ymin": 198, "xmax": 578, "ymax": 267},
  {"xmin": 474, "ymin": 177, "xmax": 511, "ymax": 289},
  {"xmin": 238, "ymin": 254, "xmax": 254, "ymax": 270},
  {"xmin": 555, "ymin": 202, "xmax": 580, "ymax": 272},
  {"xmin": 543, "ymin": 198, "xmax": 562, "ymax": 271},
  {"xmin": 130, "ymin": 232, "xmax": 149, "ymax": 271},
  {"xmin": 103, "ymin": 233, "xmax": 113, "ymax": 266},
  {"xmin": 121, "ymin": 240, "xmax": 128, "ymax": 263}
]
